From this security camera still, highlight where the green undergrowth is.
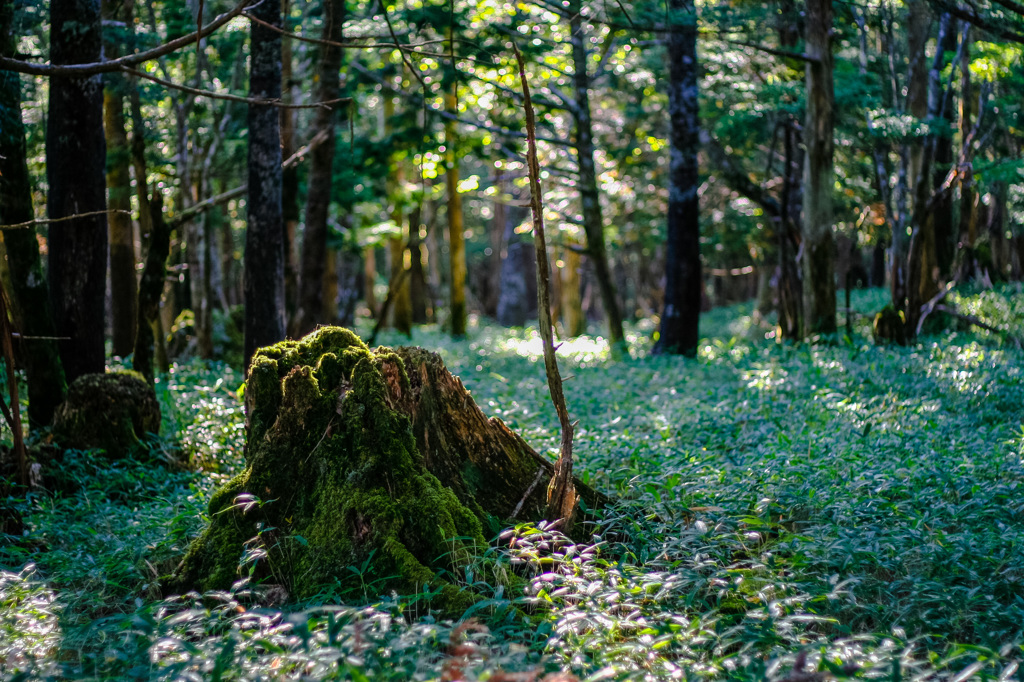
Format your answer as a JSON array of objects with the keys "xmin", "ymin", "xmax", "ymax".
[{"xmin": 2, "ymin": 285, "xmax": 1024, "ymax": 680}]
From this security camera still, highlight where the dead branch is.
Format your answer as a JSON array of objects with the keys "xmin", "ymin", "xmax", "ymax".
[
  {"xmin": 514, "ymin": 43, "xmax": 577, "ymax": 532},
  {"xmin": 0, "ymin": 0, "xmax": 253, "ymax": 77},
  {"xmin": 120, "ymin": 66, "xmax": 349, "ymax": 109},
  {"xmin": 0, "ymin": 209, "xmax": 130, "ymax": 231}
]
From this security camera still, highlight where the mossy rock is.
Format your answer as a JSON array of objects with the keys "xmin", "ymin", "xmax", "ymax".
[
  {"xmin": 170, "ymin": 327, "xmax": 604, "ymax": 613},
  {"xmin": 52, "ymin": 371, "xmax": 161, "ymax": 457}
]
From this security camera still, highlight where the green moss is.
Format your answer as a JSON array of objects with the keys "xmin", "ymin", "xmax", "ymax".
[
  {"xmin": 52, "ymin": 370, "xmax": 161, "ymax": 457},
  {"xmin": 172, "ymin": 327, "xmax": 492, "ymax": 614}
]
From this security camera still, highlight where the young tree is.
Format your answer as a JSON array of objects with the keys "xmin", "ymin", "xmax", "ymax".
[
  {"xmin": 653, "ymin": 0, "xmax": 701, "ymax": 356},
  {"xmin": 244, "ymin": 0, "xmax": 286, "ymax": 368},
  {"xmin": 48, "ymin": 0, "xmax": 109, "ymax": 383},
  {"xmin": 800, "ymin": 0, "xmax": 836, "ymax": 336}
]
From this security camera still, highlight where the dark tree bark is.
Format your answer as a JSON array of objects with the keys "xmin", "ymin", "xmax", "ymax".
[
  {"xmin": 800, "ymin": 0, "xmax": 837, "ymax": 336},
  {"xmin": 653, "ymin": 0, "xmax": 700, "ymax": 357},
  {"xmin": 244, "ymin": 0, "xmax": 286, "ymax": 369},
  {"xmin": 295, "ymin": 0, "xmax": 345, "ymax": 336},
  {"xmin": 103, "ymin": 0, "xmax": 137, "ymax": 358},
  {"xmin": 0, "ymin": 3, "xmax": 67, "ymax": 428},
  {"xmin": 567, "ymin": 0, "xmax": 626, "ymax": 356},
  {"xmin": 48, "ymin": 0, "xmax": 109, "ymax": 383}
]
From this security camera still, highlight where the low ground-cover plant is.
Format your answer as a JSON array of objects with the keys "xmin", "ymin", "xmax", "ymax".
[{"xmin": 2, "ymin": 286, "xmax": 1023, "ymax": 680}]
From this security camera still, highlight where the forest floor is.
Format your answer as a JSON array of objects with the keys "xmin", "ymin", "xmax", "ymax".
[{"xmin": 2, "ymin": 285, "xmax": 1024, "ymax": 681}]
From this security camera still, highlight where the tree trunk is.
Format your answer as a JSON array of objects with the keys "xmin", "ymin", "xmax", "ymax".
[
  {"xmin": 336, "ymin": 243, "xmax": 362, "ymax": 326},
  {"xmin": 800, "ymin": 0, "xmax": 837, "ymax": 337},
  {"xmin": 485, "ymin": 169, "xmax": 507, "ymax": 318},
  {"xmin": 905, "ymin": 0, "xmax": 930, "ymax": 212},
  {"xmin": 171, "ymin": 329, "xmax": 605, "ymax": 608},
  {"xmin": 132, "ymin": 193, "xmax": 172, "ymax": 384},
  {"xmin": 931, "ymin": 15, "xmax": 958, "ymax": 279},
  {"xmin": 410, "ymin": 206, "xmax": 429, "ymax": 324},
  {"xmin": 899, "ymin": 14, "xmax": 956, "ymax": 337},
  {"xmin": 48, "ymin": 0, "xmax": 108, "ymax": 384},
  {"xmin": 127, "ymin": 62, "xmax": 153, "ymax": 277},
  {"xmin": 957, "ymin": 29, "xmax": 977, "ymax": 280},
  {"xmin": 388, "ymin": 237, "xmax": 412, "ymax": 336},
  {"xmin": 562, "ymin": 243, "xmax": 585, "ymax": 337},
  {"xmin": 295, "ymin": 0, "xmax": 344, "ymax": 336},
  {"xmin": 654, "ymin": 0, "xmax": 700, "ymax": 356},
  {"xmin": 103, "ymin": 0, "xmax": 137, "ymax": 358},
  {"xmin": 778, "ymin": 120, "xmax": 803, "ymax": 339},
  {"xmin": 364, "ymin": 246, "xmax": 379, "ymax": 318},
  {"xmin": 281, "ymin": 0, "xmax": 300, "ymax": 330},
  {"xmin": 445, "ymin": 90, "xmax": 468, "ymax": 338},
  {"xmin": 244, "ymin": 0, "xmax": 287, "ymax": 369},
  {"xmin": 497, "ymin": 201, "xmax": 535, "ymax": 327},
  {"xmin": 0, "ymin": 3, "xmax": 67, "ymax": 428},
  {"xmin": 567, "ymin": 0, "xmax": 625, "ymax": 355}
]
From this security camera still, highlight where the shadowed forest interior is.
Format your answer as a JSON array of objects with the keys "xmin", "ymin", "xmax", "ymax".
[{"xmin": 1, "ymin": 0, "xmax": 1024, "ymax": 679}]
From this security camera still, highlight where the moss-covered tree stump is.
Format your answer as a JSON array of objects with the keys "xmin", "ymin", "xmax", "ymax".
[
  {"xmin": 52, "ymin": 371, "xmax": 161, "ymax": 457},
  {"xmin": 170, "ymin": 327, "xmax": 602, "ymax": 610}
]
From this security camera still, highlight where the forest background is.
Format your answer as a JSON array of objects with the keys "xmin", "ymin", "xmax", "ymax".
[{"xmin": 1, "ymin": 0, "xmax": 1024, "ymax": 679}]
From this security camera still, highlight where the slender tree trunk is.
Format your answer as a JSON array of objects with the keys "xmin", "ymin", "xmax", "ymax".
[
  {"xmin": 0, "ymin": 5, "xmax": 67, "ymax": 427},
  {"xmin": 128, "ymin": 69, "xmax": 152, "ymax": 267},
  {"xmin": 957, "ymin": 30, "xmax": 977, "ymax": 279},
  {"xmin": 48, "ymin": 0, "xmax": 108, "ymax": 383},
  {"xmin": 388, "ymin": 236, "xmax": 412, "ymax": 336},
  {"xmin": 410, "ymin": 206, "xmax": 429, "ymax": 324},
  {"xmin": 905, "ymin": 0, "xmax": 930, "ymax": 210},
  {"xmin": 931, "ymin": 15, "xmax": 958, "ymax": 279},
  {"xmin": 244, "ymin": 0, "xmax": 286, "ymax": 368},
  {"xmin": 364, "ymin": 246, "xmax": 378, "ymax": 317},
  {"xmin": 484, "ymin": 169, "xmax": 507, "ymax": 318},
  {"xmin": 103, "ymin": 0, "xmax": 137, "ymax": 358},
  {"xmin": 901, "ymin": 14, "xmax": 956, "ymax": 333},
  {"xmin": 562, "ymin": 243, "xmax": 584, "ymax": 337},
  {"xmin": 323, "ymin": 248, "xmax": 338, "ymax": 322},
  {"xmin": 567, "ymin": 0, "xmax": 625, "ymax": 355},
  {"xmin": 295, "ymin": 0, "xmax": 344, "ymax": 336},
  {"xmin": 988, "ymin": 182, "xmax": 1008, "ymax": 279},
  {"xmin": 132, "ymin": 193, "xmax": 172, "ymax": 384},
  {"xmin": 654, "ymin": 0, "xmax": 700, "ymax": 356},
  {"xmin": 281, "ymin": 0, "xmax": 300, "ymax": 330},
  {"xmin": 778, "ymin": 120, "xmax": 803, "ymax": 339},
  {"xmin": 497, "ymin": 200, "xmax": 535, "ymax": 327},
  {"xmin": 800, "ymin": 0, "xmax": 837, "ymax": 337},
  {"xmin": 445, "ymin": 89, "xmax": 467, "ymax": 337}
]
